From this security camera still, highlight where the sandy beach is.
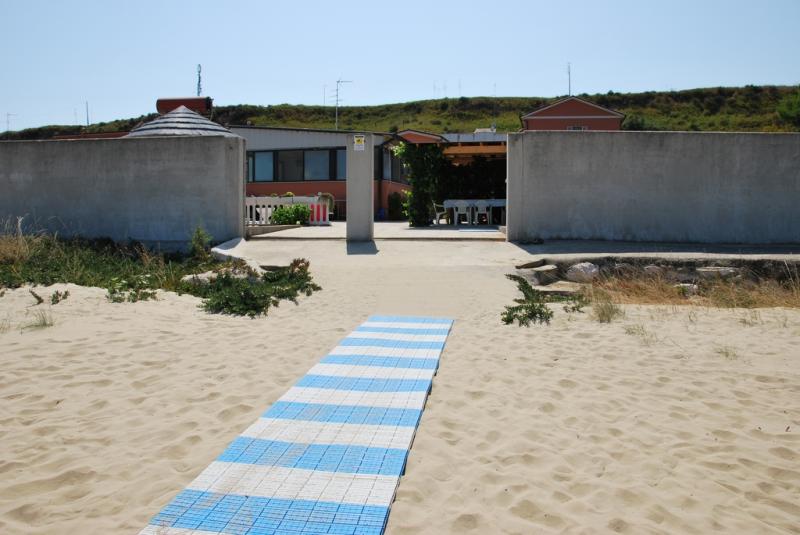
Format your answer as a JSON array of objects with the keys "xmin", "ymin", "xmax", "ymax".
[{"xmin": 1, "ymin": 240, "xmax": 799, "ymax": 534}]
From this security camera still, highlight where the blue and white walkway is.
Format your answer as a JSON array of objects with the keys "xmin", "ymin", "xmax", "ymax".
[{"xmin": 141, "ymin": 315, "xmax": 453, "ymax": 535}]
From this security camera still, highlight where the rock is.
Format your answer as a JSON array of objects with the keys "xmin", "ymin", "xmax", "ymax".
[
  {"xmin": 674, "ymin": 283, "xmax": 699, "ymax": 296},
  {"xmin": 643, "ymin": 264, "xmax": 664, "ymax": 277},
  {"xmin": 531, "ymin": 264, "xmax": 560, "ymax": 285},
  {"xmin": 696, "ymin": 266, "xmax": 739, "ymax": 280},
  {"xmin": 533, "ymin": 281, "xmax": 585, "ymax": 296},
  {"xmin": 515, "ymin": 259, "xmax": 546, "ymax": 269},
  {"xmin": 181, "ymin": 270, "xmax": 217, "ymax": 285},
  {"xmin": 566, "ymin": 262, "xmax": 599, "ymax": 283}
]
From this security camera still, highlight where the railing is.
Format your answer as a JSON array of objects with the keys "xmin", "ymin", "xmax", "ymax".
[{"xmin": 244, "ymin": 195, "xmax": 330, "ymax": 226}]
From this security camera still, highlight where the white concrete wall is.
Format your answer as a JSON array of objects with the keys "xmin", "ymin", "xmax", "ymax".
[
  {"xmin": 507, "ymin": 131, "xmax": 800, "ymax": 244},
  {"xmin": 0, "ymin": 136, "xmax": 244, "ymax": 245},
  {"xmin": 346, "ymin": 133, "xmax": 374, "ymax": 241}
]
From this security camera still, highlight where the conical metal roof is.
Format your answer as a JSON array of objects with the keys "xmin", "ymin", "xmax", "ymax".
[{"xmin": 126, "ymin": 106, "xmax": 237, "ymax": 137}]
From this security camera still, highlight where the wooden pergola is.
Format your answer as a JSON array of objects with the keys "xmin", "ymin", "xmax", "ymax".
[{"xmin": 395, "ymin": 129, "xmax": 507, "ymax": 165}]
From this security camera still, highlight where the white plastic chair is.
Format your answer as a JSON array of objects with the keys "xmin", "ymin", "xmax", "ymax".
[
  {"xmin": 432, "ymin": 201, "xmax": 447, "ymax": 225},
  {"xmin": 453, "ymin": 201, "xmax": 472, "ymax": 225},
  {"xmin": 473, "ymin": 201, "xmax": 491, "ymax": 225}
]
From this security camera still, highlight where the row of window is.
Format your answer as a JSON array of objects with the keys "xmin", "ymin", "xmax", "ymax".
[
  {"xmin": 246, "ymin": 147, "xmax": 408, "ymax": 183},
  {"xmin": 247, "ymin": 148, "xmax": 346, "ymax": 182}
]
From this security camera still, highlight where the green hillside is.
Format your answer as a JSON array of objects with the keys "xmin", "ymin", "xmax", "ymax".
[{"xmin": 5, "ymin": 85, "xmax": 800, "ymax": 140}]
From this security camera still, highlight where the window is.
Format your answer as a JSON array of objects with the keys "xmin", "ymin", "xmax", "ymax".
[
  {"xmin": 254, "ymin": 152, "xmax": 274, "ymax": 182},
  {"xmin": 391, "ymin": 154, "xmax": 406, "ymax": 183},
  {"xmin": 336, "ymin": 149, "xmax": 346, "ymax": 180},
  {"xmin": 277, "ymin": 150, "xmax": 303, "ymax": 181},
  {"xmin": 247, "ymin": 153, "xmax": 254, "ymax": 182},
  {"xmin": 382, "ymin": 150, "xmax": 392, "ymax": 180},
  {"xmin": 304, "ymin": 150, "xmax": 329, "ymax": 181},
  {"xmin": 566, "ymin": 125, "xmax": 588, "ymax": 131}
]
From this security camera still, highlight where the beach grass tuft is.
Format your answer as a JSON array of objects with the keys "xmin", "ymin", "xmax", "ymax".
[
  {"xmin": 23, "ymin": 309, "xmax": 54, "ymax": 330},
  {"xmin": 1, "ymin": 221, "xmax": 322, "ymax": 317}
]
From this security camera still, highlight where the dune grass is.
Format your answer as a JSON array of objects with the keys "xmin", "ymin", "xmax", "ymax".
[
  {"xmin": 0, "ymin": 221, "xmax": 320, "ymax": 317},
  {"xmin": 590, "ymin": 267, "xmax": 800, "ymax": 309}
]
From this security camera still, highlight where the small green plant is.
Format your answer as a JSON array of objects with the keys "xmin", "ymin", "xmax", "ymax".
[
  {"xmin": 271, "ymin": 205, "xmax": 311, "ymax": 225},
  {"xmin": 189, "ymin": 226, "xmax": 213, "ymax": 261},
  {"xmin": 24, "ymin": 308, "xmax": 54, "ymax": 329},
  {"xmin": 502, "ymin": 274, "xmax": 554, "ymax": 326},
  {"xmin": 186, "ymin": 258, "xmax": 321, "ymax": 317},
  {"xmin": 590, "ymin": 289, "xmax": 625, "ymax": 323},
  {"xmin": 29, "ymin": 289, "xmax": 44, "ymax": 305},
  {"xmin": 107, "ymin": 274, "xmax": 158, "ymax": 303},
  {"xmin": 50, "ymin": 290, "xmax": 70, "ymax": 304}
]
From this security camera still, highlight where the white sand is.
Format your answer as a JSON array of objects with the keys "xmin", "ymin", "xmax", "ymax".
[{"xmin": 1, "ymin": 240, "xmax": 799, "ymax": 534}]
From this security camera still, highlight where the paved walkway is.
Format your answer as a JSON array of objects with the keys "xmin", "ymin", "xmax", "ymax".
[
  {"xmin": 249, "ymin": 222, "xmax": 506, "ymax": 241},
  {"xmin": 140, "ymin": 315, "xmax": 453, "ymax": 535}
]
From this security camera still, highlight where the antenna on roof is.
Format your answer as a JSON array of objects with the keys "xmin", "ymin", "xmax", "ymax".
[
  {"xmin": 85, "ymin": 101, "xmax": 89, "ymax": 126},
  {"xmin": 197, "ymin": 64, "xmax": 202, "ymax": 97},
  {"xmin": 334, "ymin": 78, "xmax": 352, "ymax": 130},
  {"xmin": 567, "ymin": 62, "xmax": 572, "ymax": 96},
  {"xmin": 5, "ymin": 113, "xmax": 17, "ymax": 138}
]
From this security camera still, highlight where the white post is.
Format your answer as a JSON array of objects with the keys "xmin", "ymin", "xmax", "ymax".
[{"xmin": 346, "ymin": 133, "xmax": 374, "ymax": 241}]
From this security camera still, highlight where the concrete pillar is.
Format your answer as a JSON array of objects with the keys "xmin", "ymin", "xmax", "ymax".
[
  {"xmin": 346, "ymin": 133, "xmax": 374, "ymax": 241},
  {"xmin": 505, "ymin": 132, "xmax": 524, "ymax": 242}
]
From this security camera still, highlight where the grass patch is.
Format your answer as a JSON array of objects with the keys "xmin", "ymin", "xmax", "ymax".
[
  {"xmin": 1, "ymin": 223, "xmax": 321, "ymax": 317},
  {"xmin": 589, "ymin": 266, "xmax": 800, "ymax": 309},
  {"xmin": 24, "ymin": 309, "xmax": 54, "ymax": 329},
  {"xmin": 584, "ymin": 287, "xmax": 625, "ymax": 323},
  {"xmin": 623, "ymin": 323, "xmax": 659, "ymax": 345}
]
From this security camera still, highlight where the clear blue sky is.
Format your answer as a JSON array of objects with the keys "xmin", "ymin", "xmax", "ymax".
[{"xmin": 2, "ymin": 0, "xmax": 798, "ymax": 131}]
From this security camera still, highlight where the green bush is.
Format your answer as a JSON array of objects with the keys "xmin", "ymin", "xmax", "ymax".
[
  {"xmin": 189, "ymin": 226, "xmax": 213, "ymax": 261},
  {"xmin": 271, "ymin": 205, "xmax": 311, "ymax": 225},
  {"xmin": 777, "ymin": 90, "xmax": 800, "ymax": 129},
  {"xmin": 184, "ymin": 258, "xmax": 321, "ymax": 317},
  {"xmin": 501, "ymin": 275, "xmax": 554, "ymax": 326}
]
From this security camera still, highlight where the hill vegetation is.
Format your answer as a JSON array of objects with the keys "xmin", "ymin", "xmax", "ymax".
[{"xmin": 4, "ymin": 85, "xmax": 799, "ymax": 140}]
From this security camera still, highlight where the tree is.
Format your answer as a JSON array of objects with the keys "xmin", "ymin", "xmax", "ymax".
[
  {"xmin": 391, "ymin": 142, "xmax": 446, "ymax": 227},
  {"xmin": 777, "ymin": 90, "xmax": 800, "ymax": 129}
]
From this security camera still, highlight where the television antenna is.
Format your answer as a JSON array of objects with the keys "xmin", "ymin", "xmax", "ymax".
[
  {"xmin": 334, "ymin": 78, "xmax": 352, "ymax": 130},
  {"xmin": 5, "ymin": 113, "xmax": 17, "ymax": 138},
  {"xmin": 567, "ymin": 62, "xmax": 572, "ymax": 96},
  {"xmin": 197, "ymin": 64, "xmax": 202, "ymax": 96}
]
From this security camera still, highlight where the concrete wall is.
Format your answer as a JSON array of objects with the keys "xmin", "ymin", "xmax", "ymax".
[
  {"xmin": 0, "ymin": 135, "xmax": 244, "ymax": 245},
  {"xmin": 346, "ymin": 133, "xmax": 374, "ymax": 241},
  {"xmin": 507, "ymin": 131, "xmax": 800, "ymax": 243}
]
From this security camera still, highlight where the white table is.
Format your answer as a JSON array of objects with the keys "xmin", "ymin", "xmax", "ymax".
[{"xmin": 443, "ymin": 199, "xmax": 506, "ymax": 225}]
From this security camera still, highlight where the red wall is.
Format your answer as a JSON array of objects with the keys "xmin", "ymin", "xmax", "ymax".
[
  {"xmin": 523, "ymin": 98, "xmax": 622, "ymax": 131},
  {"xmin": 523, "ymin": 117, "xmax": 622, "ymax": 130}
]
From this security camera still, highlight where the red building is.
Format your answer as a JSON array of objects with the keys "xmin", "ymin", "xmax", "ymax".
[{"xmin": 521, "ymin": 96, "xmax": 624, "ymax": 131}]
